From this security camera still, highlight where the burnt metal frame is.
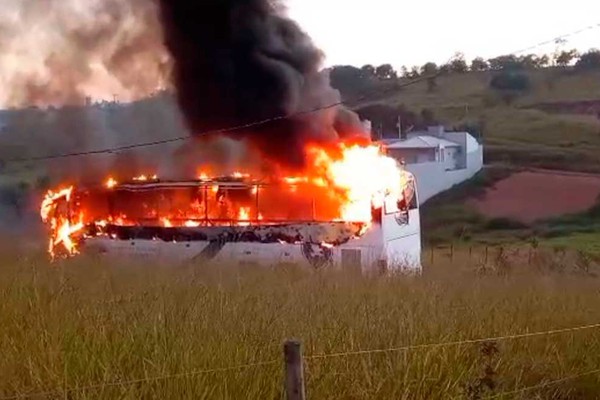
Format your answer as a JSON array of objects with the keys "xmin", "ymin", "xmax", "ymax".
[{"xmin": 80, "ymin": 179, "xmax": 333, "ymax": 227}]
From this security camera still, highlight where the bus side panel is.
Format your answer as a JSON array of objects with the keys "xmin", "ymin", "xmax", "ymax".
[{"xmin": 382, "ymin": 208, "xmax": 422, "ymax": 272}]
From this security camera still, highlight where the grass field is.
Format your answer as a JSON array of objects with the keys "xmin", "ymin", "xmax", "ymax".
[
  {"xmin": 1, "ymin": 244, "xmax": 600, "ymax": 400},
  {"xmin": 540, "ymin": 232, "xmax": 600, "ymax": 257},
  {"xmin": 1, "ymin": 68, "xmax": 599, "ymax": 399}
]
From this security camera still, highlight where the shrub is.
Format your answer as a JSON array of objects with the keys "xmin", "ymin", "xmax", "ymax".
[
  {"xmin": 575, "ymin": 49, "xmax": 600, "ymax": 70},
  {"xmin": 485, "ymin": 218, "xmax": 528, "ymax": 231},
  {"xmin": 490, "ymin": 71, "xmax": 531, "ymax": 92}
]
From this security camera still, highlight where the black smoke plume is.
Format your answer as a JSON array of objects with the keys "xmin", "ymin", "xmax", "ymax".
[{"xmin": 158, "ymin": 0, "xmax": 364, "ymax": 169}]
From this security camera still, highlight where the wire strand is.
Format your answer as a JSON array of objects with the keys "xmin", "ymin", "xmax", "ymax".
[
  {"xmin": 2, "ymin": 322, "xmax": 599, "ymax": 399},
  {"xmin": 0, "ymin": 359, "xmax": 279, "ymax": 400},
  {"xmin": 304, "ymin": 322, "xmax": 600, "ymax": 361},
  {"xmin": 483, "ymin": 368, "xmax": 600, "ymax": 399}
]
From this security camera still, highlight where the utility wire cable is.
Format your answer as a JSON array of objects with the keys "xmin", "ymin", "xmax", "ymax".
[
  {"xmin": 4, "ymin": 22, "xmax": 599, "ymax": 165},
  {"xmin": 3, "ymin": 75, "xmax": 421, "ymax": 164},
  {"xmin": 509, "ymin": 22, "xmax": 600, "ymax": 55}
]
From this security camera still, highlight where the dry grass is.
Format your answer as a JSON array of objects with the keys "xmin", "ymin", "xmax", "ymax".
[{"xmin": 1, "ymin": 243, "xmax": 600, "ymax": 399}]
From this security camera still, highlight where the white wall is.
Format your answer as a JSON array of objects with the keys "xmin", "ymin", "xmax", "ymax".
[
  {"xmin": 406, "ymin": 147, "xmax": 483, "ymax": 205},
  {"xmin": 442, "ymin": 132, "xmax": 468, "ymax": 168}
]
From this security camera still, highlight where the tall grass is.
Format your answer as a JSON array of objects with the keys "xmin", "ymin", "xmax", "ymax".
[{"xmin": 1, "ymin": 245, "xmax": 600, "ymax": 399}]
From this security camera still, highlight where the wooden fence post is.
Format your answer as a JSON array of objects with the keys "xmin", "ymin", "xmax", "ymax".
[{"xmin": 284, "ymin": 340, "xmax": 306, "ymax": 400}]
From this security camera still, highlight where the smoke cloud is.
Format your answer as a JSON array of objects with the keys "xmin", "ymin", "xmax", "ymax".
[
  {"xmin": 0, "ymin": 0, "xmax": 189, "ymax": 186},
  {"xmin": 0, "ymin": 0, "xmax": 367, "ymax": 181},
  {"xmin": 157, "ymin": 0, "xmax": 365, "ymax": 169},
  {"xmin": 0, "ymin": 0, "xmax": 170, "ymax": 107}
]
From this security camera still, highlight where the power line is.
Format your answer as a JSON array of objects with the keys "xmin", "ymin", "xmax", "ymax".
[
  {"xmin": 4, "ymin": 22, "xmax": 599, "ymax": 165},
  {"xmin": 509, "ymin": 23, "xmax": 600, "ymax": 55},
  {"xmin": 3, "ymin": 77, "xmax": 423, "ymax": 164}
]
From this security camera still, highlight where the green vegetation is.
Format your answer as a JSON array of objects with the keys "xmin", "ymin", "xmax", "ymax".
[
  {"xmin": 420, "ymin": 166, "xmax": 600, "ymax": 255},
  {"xmin": 534, "ymin": 197, "xmax": 600, "ymax": 255},
  {"xmin": 331, "ymin": 60, "xmax": 600, "ymax": 172},
  {"xmin": 541, "ymin": 233, "xmax": 600, "ymax": 257},
  {"xmin": 420, "ymin": 166, "xmax": 523, "ymax": 245},
  {"xmin": 1, "ymin": 247, "xmax": 600, "ymax": 399},
  {"xmin": 331, "ymin": 56, "xmax": 600, "ymax": 250},
  {"xmin": 389, "ymin": 68, "xmax": 600, "ymax": 172}
]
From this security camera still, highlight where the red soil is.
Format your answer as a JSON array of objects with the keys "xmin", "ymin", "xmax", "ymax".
[{"xmin": 470, "ymin": 170, "xmax": 600, "ymax": 223}]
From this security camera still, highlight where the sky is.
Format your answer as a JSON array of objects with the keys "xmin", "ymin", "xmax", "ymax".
[{"xmin": 286, "ymin": 0, "xmax": 600, "ymax": 69}]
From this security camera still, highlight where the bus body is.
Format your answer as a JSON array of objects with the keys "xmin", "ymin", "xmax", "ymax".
[{"xmin": 62, "ymin": 174, "xmax": 421, "ymax": 272}]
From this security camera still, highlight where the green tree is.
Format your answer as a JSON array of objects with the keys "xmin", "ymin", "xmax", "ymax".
[
  {"xmin": 420, "ymin": 62, "xmax": 438, "ymax": 92},
  {"xmin": 375, "ymin": 64, "xmax": 397, "ymax": 80},
  {"xmin": 488, "ymin": 55, "xmax": 521, "ymax": 70},
  {"xmin": 449, "ymin": 53, "xmax": 468, "ymax": 73},
  {"xmin": 490, "ymin": 70, "xmax": 531, "ymax": 105},
  {"xmin": 439, "ymin": 63, "xmax": 451, "ymax": 74},
  {"xmin": 420, "ymin": 62, "xmax": 438, "ymax": 75},
  {"xmin": 521, "ymin": 54, "xmax": 540, "ymax": 69},
  {"xmin": 470, "ymin": 57, "xmax": 489, "ymax": 72},
  {"xmin": 575, "ymin": 49, "xmax": 600, "ymax": 70},
  {"xmin": 555, "ymin": 49, "xmax": 579, "ymax": 67},
  {"xmin": 537, "ymin": 54, "xmax": 550, "ymax": 68},
  {"xmin": 330, "ymin": 65, "xmax": 370, "ymax": 97},
  {"xmin": 409, "ymin": 66, "xmax": 420, "ymax": 78},
  {"xmin": 400, "ymin": 65, "xmax": 409, "ymax": 78},
  {"xmin": 361, "ymin": 64, "xmax": 376, "ymax": 78}
]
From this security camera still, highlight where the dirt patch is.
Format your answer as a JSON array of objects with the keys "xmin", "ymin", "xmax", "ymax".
[{"xmin": 469, "ymin": 170, "xmax": 600, "ymax": 223}]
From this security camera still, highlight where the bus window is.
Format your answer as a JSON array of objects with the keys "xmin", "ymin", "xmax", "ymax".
[{"xmin": 404, "ymin": 178, "xmax": 418, "ymax": 210}]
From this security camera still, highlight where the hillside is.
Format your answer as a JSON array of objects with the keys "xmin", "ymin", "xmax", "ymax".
[
  {"xmin": 345, "ymin": 67, "xmax": 600, "ymax": 251},
  {"xmin": 2, "ymin": 66, "xmax": 600, "ymax": 247},
  {"xmin": 350, "ymin": 68, "xmax": 600, "ymax": 173}
]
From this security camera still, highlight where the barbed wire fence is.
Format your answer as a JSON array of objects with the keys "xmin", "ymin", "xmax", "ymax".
[
  {"xmin": 425, "ymin": 242, "xmax": 599, "ymax": 275},
  {"xmin": 1, "ymin": 322, "xmax": 599, "ymax": 400}
]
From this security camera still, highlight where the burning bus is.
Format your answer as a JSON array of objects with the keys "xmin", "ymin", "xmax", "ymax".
[
  {"xmin": 40, "ymin": 143, "xmax": 422, "ymax": 272},
  {"xmin": 31, "ymin": 0, "xmax": 425, "ymax": 272}
]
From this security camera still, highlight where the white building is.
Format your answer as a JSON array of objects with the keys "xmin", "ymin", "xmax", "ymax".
[{"xmin": 380, "ymin": 126, "xmax": 483, "ymax": 204}]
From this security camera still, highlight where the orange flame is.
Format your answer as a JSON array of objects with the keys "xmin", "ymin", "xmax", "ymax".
[
  {"xmin": 308, "ymin": 143, "xmax": 403, "ymax": 223},
  {"xmin": 132, "ymin": 174, "xmax": 158, "ymax": 182},
  {"xmin": 40, "ymin": 142, "xmax": 407, "ymax": 259},
  {"xmin": 232, "ymin": 171, "xmax": 249, "ymax": 179},
  {"xmin": 238, "ymin": 207, "xmax": 251, "ymax": 226},
  {"xmin": 106, "ymin": 177, "xmax": 118, "ymax": 189},
  {"xmin": 40, "ymin": 187, "xmax": 86, "ymax": 258}
]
